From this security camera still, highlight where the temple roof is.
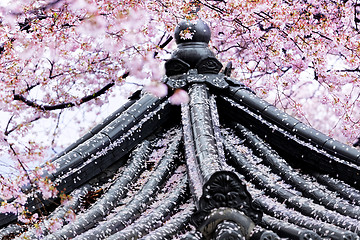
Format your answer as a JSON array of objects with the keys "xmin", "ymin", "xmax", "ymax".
[{"xmin": 1, "ymin": 19, "xmax": 360, "ymax": 240}]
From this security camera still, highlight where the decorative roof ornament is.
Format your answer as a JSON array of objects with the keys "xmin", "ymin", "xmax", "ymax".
[
  {"xmin": 163, "ymin": 19, "xmax": 241, "ymax": 93},
  {"xmin": 174, "ymin": 19, "xmax": 211, "ymax": 45},
  {"xmin": 164, "ymin": 19, "xmax": 223, "ymax": 78}
]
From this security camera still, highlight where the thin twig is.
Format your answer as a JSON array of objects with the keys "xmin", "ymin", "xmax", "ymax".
[
  {"xmin": 4, "ymin": 138, "xmax": 32, "ymax": 185},
  {"xmin": 5, "ymin": 116, "xmax": 41, "ymax": 136},
  {"xmin": 51, "ymin": 111, "xmax": 62, "ymax": 153}
]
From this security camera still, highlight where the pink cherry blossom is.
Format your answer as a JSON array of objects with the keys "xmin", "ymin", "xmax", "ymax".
[
  {"xmin": 179, "ymin": 29, "xmax": 194, "ymax": 40},
  {"xmin": 145, "ymin": 82, "xmax": 168, "ymax": 98},
  {"xmin": 47, "ymin": 218, "xmax": 63, "ymax": 232},
  {"xmin": 65, "ymin": 209, "xmax": 76, "ymax": 222},
  {"xmin": 169, "ymin": 89, "xmax": 190, "ymax": 105}
]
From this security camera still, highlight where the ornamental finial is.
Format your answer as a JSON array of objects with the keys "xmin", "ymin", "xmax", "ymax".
[
  {"xmin": 167, "ymin": 19, "xmax": 216, "ymax": 71},
  {"xmin": 174, "ymin": 19, "xmax": 211, "ymax": 45},
  {"xmin": 165, "ymin": 19, "xmax": 223, "ymax": 77}
]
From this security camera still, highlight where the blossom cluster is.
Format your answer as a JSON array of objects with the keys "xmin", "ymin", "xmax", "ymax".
[{"xmin": 0, "ymin": 0, "xmax": 360, "ymax": 228}]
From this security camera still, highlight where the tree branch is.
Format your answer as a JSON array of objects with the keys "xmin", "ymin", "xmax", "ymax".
[
  {"xmin": 336, "ymin": 68, "xmax": 360, "ymax": 72},
  {"xmin": 13, "ymin": 72, "xmax": 129, "ymax": 111},
  {"xmin": 3, "ymin": 138, "xmax": 32, "ymax": 185},
  {"xmin": 4, "ymin": 115, "xmax": 14, "ymax": 135},
  {"xmin": 4, "ymin": 116, "xmax": 41, "ymax": 136},
  {"xmin": 51, "ymin": 111, "xmax": 62, "ymax": 152},
  {"xmin": 154, "ymin": 35, "xmax": 173, "ymax": 58}
]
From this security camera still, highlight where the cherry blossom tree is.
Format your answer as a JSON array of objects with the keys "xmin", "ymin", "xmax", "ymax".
[{"xmin": 1, "ymin": 0, "xmax": 360, "ymax": 227}]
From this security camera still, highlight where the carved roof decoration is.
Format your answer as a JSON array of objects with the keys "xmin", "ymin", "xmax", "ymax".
[{"xmin": 1, "ymin": 19, "xmax": 360, "ymax": 240}]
